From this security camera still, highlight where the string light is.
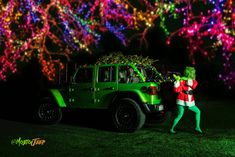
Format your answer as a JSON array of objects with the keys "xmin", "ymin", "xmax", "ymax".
[
  {"xmin": 0, "ymin": 0, "xmax": 178, "ymax": 80},
  {"xmin": 0, "ymin": 0, "xmax": 234, "ymax": 88}
]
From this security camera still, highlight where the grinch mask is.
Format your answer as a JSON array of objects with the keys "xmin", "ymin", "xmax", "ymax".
[{"xmin": 184, "ymin": 66, "xmax": 196, "ymax": 79}]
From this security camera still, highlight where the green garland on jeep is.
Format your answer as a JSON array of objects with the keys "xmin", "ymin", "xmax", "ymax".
[{"xmin": 36, "ymin": 53, "xmax": 165, "ymax": 132}]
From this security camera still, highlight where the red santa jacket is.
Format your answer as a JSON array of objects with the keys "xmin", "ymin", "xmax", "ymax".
[{"xmin": 174, "ymin": 79, "xmax": 198, "ymax": 107}]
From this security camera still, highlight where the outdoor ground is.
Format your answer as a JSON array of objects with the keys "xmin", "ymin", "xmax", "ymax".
[{"xmin": 0, "ymin": 99, "xmax": 235, "ymax": 157}]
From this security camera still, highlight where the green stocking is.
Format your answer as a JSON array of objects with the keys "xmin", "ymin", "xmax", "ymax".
[
  {"xmin": 189, "ymin": 105, "xmax": 202, "ymax": 132},
  {"xmin": 170, "ymin": 105, "xmax": 184, "ymax": 133}
]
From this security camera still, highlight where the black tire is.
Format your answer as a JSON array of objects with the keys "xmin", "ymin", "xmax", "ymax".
[
  {"xmin": 36, "ymin": 97, "xmax": 62, "ymax": 124},
  {"xmin": 112, "ymin": 98, "xmax": 146, "ymax": 132}
]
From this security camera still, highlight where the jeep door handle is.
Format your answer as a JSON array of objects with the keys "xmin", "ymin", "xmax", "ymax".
[{"xmin": 104, "ymin": 87, "xmax": 115, "ymax": 90}]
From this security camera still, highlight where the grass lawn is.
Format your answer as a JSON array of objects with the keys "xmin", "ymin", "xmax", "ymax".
[{"xmin": 0, "ymin": 100, "xmax": 235, "ymax": 157}]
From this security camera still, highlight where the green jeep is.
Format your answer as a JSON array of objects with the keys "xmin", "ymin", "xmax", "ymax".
[{"xmin": 37, "ymin": 63, "xmax": 164, "ymax": 132}]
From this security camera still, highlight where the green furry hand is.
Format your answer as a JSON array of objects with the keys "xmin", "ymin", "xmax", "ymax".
[
  {"xmin": 173, "ymin": 74, "xmax": 181, "ymax": 81},
  {"xmin": 173, "ymin": 74, "xmax": 188, "ymax": 81}
]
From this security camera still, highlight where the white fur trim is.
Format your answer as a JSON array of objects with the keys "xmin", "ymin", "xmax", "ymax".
[
  {"xmin": 174, "ymin": 80, "xmax": 180, "ymax": 88},
  {"xmin": 187, "ymin": 79, "xmax": 193, "ymax": 87},
  {"xmin": 188, "ymin": 95, "xmax": 192, "ymax": 102},
  {"xmin": 176, "ymin": 99, "xmax": 195, "ymax": 107}
]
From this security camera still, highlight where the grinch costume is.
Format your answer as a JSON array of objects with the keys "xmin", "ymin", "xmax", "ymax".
[{"xmin": 170, "ymin": 67, "xmax": 202, "ymax": 134}]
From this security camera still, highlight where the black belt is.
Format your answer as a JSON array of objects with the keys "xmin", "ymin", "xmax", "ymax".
[{"xmin": 182, "ymin": 90, "xmax": 193, "ymax": 95}]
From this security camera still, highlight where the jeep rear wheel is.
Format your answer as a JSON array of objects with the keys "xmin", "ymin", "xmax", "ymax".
[
  {"xmin": 36, "ymin": 97, "xmax": 62, "ymax": 124},
  {"xmin": 112, "ymin": 98, "xmax": 146, "ymax": 132}
]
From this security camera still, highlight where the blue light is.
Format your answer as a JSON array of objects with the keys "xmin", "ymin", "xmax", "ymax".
[{"xmin": 105, "ymin": 21, "xmax": 126, "ymax": 45}]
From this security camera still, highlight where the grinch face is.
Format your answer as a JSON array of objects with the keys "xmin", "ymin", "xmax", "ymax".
[{"xmin": 184, "ymin": 66, "xmax": 196, "ymax": 79}]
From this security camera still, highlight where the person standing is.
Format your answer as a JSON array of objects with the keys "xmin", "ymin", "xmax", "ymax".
[{"xmin": 170, "ymin": 66, "xmax": 202, "ymax": 134}]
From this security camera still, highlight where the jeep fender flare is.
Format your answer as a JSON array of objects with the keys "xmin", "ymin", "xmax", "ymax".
[{"xmin": 46, "ymin": 89, "xmax": 66, "ymax": 108}]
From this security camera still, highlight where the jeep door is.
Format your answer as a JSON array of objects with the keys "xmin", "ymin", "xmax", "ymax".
[
  {"xmin": 95, "ymin": 65, "xmax": 118, "ymax": 109},
  {"xmin": 69, "ymin": 66, "xmax": 95, "ymax": 108}
]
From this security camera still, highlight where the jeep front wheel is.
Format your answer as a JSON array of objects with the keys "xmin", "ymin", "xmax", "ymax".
[
  {"xmin": 112, "ymin": 98, "xmax": 146, "ymax": 132},
  {"xmin": 36, "ymin": 97, "xmax": 62, "ymax": 124}
]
